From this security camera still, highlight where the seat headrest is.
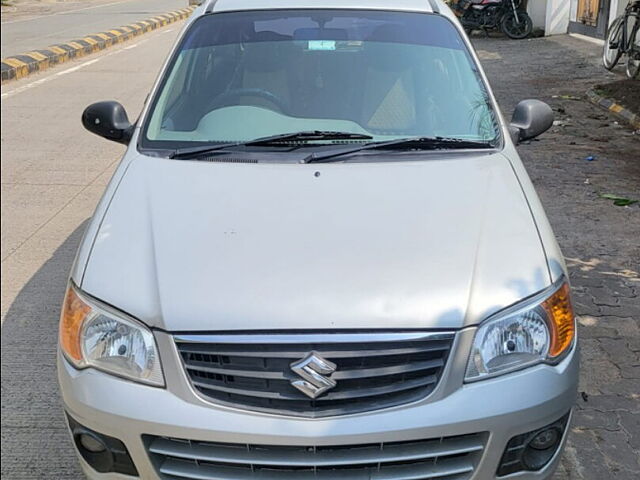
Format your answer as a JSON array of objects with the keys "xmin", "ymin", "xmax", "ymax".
[{"xmin": 241, "ymin": 31, "xmax": 292, "ymax": 73}]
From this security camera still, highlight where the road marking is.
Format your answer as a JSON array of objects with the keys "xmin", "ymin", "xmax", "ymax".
[
  {"xmin": 0, "ymin": 0, "xmax": 131, "ymax": 25},
  {"xmin": 1, "ymin": 27, "xmax": 176, "ymax": 99},
  {"xmin": 1, "ymin": 57, "xmax": 106, "ymax": 99},
  {"xmin": 2, "ymin": 42, "xmax": 137, "ymax": 99}
]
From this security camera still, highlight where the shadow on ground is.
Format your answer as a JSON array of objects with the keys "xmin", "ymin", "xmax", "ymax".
[{"xmin": 1, "ymin": 223, "xmax": 86, "ymax": 479}]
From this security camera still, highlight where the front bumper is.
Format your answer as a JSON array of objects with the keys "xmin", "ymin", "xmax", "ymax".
[{"xmin": 58, "ymin": 330, "xmax": 578, "ymax": 480}]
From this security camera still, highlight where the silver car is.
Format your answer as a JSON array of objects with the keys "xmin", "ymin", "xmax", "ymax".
[{"xmin": 58, "ymin": 0, "xmax": 578, "ymax": 479}]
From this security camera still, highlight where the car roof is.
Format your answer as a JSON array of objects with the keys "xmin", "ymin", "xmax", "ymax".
[{"xmin": 205, "ymin": 0, "xmax": 455, "ymax": 19}]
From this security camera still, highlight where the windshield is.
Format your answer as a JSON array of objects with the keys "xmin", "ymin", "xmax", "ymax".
[{"xmin": 141, "ymin": 10, "xmax": 499, "ymax": 151}]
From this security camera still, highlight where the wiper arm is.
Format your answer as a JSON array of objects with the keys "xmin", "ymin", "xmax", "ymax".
[
  {"xmin": 170, "ymin": 131, "xmax": 373, "ymax": 159},
  {"xmin": 247, "ymin": 130, "xmax": 373, "ymax": 145},
  {"xmin": 170, "ymin": 142, "xmax": 243, "ymax": 159},
  {"xmin": 304, "ymin": 136, "xmax": 494, "ymax": 164}
]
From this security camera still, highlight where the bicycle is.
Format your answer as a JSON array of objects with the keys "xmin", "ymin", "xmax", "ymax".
[{"xmin": 603, "ymin": 0, "xmax": 640, "ymax": 79}]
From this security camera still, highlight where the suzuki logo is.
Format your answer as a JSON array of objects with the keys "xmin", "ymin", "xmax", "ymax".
[{"xmin": 290, "ymin": 352, "xmax": 337, "ymax": 399}]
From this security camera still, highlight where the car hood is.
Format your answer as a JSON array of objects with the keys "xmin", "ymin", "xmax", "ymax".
[{"xmin": 81, "ymin": 152, "xmax": 550, "ymax": 331}]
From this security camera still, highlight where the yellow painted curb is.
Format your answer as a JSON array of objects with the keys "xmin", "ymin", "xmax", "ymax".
[{"xmin": 1, "ymin": 6, "xmax": 196, "ymax": 83}]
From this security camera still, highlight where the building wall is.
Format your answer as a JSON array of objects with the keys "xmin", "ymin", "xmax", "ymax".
[
  {"xmin": 490, "ymin": 0, "xmax": 626, "ymax": 36},
  {"xmin": 570, "ymin": 0, "xmax": 579, "ymax": 22},
  {"xmin": 609, "ymin": 0, "xmax": 629, "ymax": 25},
  {"xmin": 545, "ymin": 0, "xmax": 572, "ymax": 34},
  {"xmin": 543, "ymin": 0, "xmax": 625, "ymax": 36},
  {"xmin": 528, "ymin": 0, "xmax": 549, "ymax": 28}
]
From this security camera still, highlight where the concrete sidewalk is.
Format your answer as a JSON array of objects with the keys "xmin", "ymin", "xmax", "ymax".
[{"xmin": 1, "ymin": 25, "xmax": 182, "ymax": 478}]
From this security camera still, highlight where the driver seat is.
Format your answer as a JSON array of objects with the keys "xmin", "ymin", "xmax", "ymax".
[{"xmin": 236, "ymin": 31, "xmax": 293, "ymax": 112}]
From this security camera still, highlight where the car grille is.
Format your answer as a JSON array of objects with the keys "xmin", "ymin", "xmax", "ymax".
[
  {"xmin": 145, "ymin": 432, "xmax": 486, "ymax": 480},
  {"xmin": 174, "ymin": 332, "xmax": 454, "ymax": 417}
]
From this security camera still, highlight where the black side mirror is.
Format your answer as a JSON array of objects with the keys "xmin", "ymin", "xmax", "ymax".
[
  {"xmin": 509, "ymin": 99, "xmax": 554, "ymax": 144},
  {"xmin": 82, "ymin": 101, "xmax": 134, "ymax": 145}
]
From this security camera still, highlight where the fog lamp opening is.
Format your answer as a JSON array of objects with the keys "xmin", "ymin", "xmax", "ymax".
[
  {"xmin": 78, "ymin": 432, "xmax": 107, "ymax": 453},
  {"xmin": 73, "ymin": 430, "xmax": 115, "ymax": 473},
  {"xmin": 66, "ymin": 413, "xmax": 138, "ymax": 476},
  {"xmin": 522, "ymin": 426, "xmax": 563, "ymax": 470},
  {"xmin": 497, "ymin": 412, "xmax": 570, "ymax": 476},
  {"xmin": 529, "ymin": 427, "xmax": 561, "ymax": 451}
]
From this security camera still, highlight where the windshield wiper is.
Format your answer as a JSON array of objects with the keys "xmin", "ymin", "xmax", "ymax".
[
  {"xmin": 169, "ymin": 131, "xmax": 373, "ymax": 159},
  {"xmin": 304, "ymin": 136, "xmax": 495, "ymax": 163},
  {"xmin": 248, "ymin": 130, "xmax": 373, "ymax": 145}
]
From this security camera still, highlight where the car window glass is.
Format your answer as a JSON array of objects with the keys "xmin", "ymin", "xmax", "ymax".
[{"xmin": 142, "ymin": 10, "xmax": 499, "ymax": 149}]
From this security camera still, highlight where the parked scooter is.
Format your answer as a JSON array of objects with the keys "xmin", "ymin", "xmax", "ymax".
[{"xmin": 452, "ymin": 0, "xmax": 533, "ymax": 40}]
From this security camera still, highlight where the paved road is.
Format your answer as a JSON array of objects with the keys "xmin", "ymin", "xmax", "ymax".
[
  {"xmin": 1, "ymin": 0, "xmax": 185, "ymax": 58},
  {"xmin": 474, "ymin": 36, "xmax": 640, "ymax": 479},
  {"xmin": 1, "ymin": 24, "xmax": 639, "ymax": 480},
  {"xmin": 1, "ymin": 23, "xmax": 183, "ymax": 479}
]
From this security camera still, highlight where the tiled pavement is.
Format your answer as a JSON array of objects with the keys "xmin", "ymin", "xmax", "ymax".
[{"xmin": 473, "ymin": 34, "xmax": 640, "ymax": 479}]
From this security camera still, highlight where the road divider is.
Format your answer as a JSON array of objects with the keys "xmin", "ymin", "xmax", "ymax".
[
  {"xmin": 587, "ymin": 89, "xmax": 640, "ymax": 130},
  {"xmin": 1, "ymin": 6, "xmax": 195, "ymax": 83}
]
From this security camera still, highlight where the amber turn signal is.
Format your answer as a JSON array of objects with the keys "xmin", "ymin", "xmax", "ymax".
[
  {"xmin": 59, "ymin": 285, "xmax": 92, "ymax": 363},
  {"xmin": 543, "ymin": 283, "xmax": 575, "ymax": 358}
]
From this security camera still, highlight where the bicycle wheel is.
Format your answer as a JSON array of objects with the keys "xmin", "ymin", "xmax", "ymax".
[
  {"xmin": 502, "ymin": 11, "xmax": 533, "ymax": 39},
  {"xmin": 626, "ymin": 22, "xmax": 640, "ymax": 78},
  {"xmin": 603, "ymin": 16, "xmax": 624, "ymax": 70}
]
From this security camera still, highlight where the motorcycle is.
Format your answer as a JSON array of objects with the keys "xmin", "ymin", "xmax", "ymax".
[{"xmin": 452, "ymin": 0, "xmax": 533, "ymax": 40}]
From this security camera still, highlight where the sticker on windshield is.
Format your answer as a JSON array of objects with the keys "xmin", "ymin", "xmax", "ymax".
[{"xmin": 308, "ymin": 40, "xmax": 336, "ymax": 51}]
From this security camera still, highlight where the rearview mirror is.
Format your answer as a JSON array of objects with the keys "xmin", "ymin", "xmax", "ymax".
[
  {"xmin": 509, "ymin": 100, "xmax": 554, "ymax": 144},
  {"xmin": 82, "ymin": 101, "xmax": 134, "ymax": 145}
]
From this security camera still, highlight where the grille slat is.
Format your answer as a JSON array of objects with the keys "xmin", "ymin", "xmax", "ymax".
[
  {"xmin": 185, "ymin": 364, "xmax": 288, "ymax": 380},
  {"xmin": 177, "ymin": 344, "xmax": 451, "ymax": 359},
  {"xmin": 184, "ymin": 358, "xmax": 444, "ymax": 381},
  {"xmin": 148, "ymin": 435, "xmax": 484, "ymax": 467},
  {"xmin": 332, "ymin": 358, "xmax": 444, "ymax": 380},
  {"xmin": 159, "ymin": 457, "xmax": 474, "ymax": 480},
  {"xmin": 175, "ymin": 332, "xmax": 453, "ymax": 417},
  {"xmin": 192, "ymin": 374, "xmax": 439, "ymax": 401},
  {"xmin": 147, "ymin": 434, "xmax": 485, "ymax": 480}
]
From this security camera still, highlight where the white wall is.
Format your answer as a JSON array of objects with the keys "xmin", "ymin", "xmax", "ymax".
[
  {"xmin": 528, "ymin": 0, "xmax": 549, "ymax": 29},
  {"xmin": 545, "ymin": 0, "xmax": 572, "ymax": 34},
  {"xmin": 609, "ymin": 0, "xmax": 630, "ymax": 26},
  {"xmin": 570, "ymin": 0, "xmax": 579, "ymax": 22},
  {"xmin": 538, "ymin": 0, "xmax": 628, "ymax": 36}
]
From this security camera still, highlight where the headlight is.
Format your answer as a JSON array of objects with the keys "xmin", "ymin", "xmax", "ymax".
[
  {"xmin": 59, "ymin": 283, "xmax": 164, "ymax": 386},
  {"xmin": 465, "ymin": 280, "xmax": 575, "ymax": 382}
]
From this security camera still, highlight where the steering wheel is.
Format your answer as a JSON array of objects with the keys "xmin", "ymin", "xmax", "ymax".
[{"xmin": 209, "ymin": 88, "xmax": 288, "ymax": 113}]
